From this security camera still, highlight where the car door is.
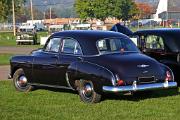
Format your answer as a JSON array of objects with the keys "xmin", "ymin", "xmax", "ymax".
[
  {"xmin": 32, "ymin": 37, "xmax": 61, "ymax": 85},
  {"xmin": 57, "ymin": 38, "xmax": 83, "ymax": 87}
]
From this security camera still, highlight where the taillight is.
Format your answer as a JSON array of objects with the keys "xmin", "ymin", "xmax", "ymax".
[
  {"xmin": 117, "ymin": 80, "xmax": 124, "ymax": 86},
  {"xmin": 165, "ymin": 71, "xmax": 172, "ymax": 81}
]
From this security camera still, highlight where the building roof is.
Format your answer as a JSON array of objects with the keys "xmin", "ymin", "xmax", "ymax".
[{"xmin": 168, "ymin": 0, "xmax": 180, "ymax": 12}]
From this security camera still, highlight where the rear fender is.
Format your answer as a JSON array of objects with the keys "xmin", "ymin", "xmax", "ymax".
[{"xmin": 67, "ymin": 61, "xmax": 116, "ymax": 93}]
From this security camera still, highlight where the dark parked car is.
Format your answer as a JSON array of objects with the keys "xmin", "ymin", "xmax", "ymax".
[
  {"xmin": 111, "ymin": 24, "xmax": 180, "ymax": 84},
  {"xmin": 9, "ymin": 30, "xmax": 177, "ymax": 103},
  {"xmin": 133, "ymin": 29, "xmax": 180, "ymax": 84}
]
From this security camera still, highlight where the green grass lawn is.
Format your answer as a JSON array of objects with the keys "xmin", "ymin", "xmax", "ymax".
[
  {"xmin": 0, "ymin": 54, "xmax": 13, "ymax": 65},
  {"xmin": 0, "ymin": 80, "xmax": 180, "ymax": 120},
  {"xmin": 0, "ymin": 32, "xmax": 48, "ymax": 47}
]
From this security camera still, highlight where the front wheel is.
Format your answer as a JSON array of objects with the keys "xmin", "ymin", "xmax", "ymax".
[
  {"xmin": 78, "ymin": 80, "xmax": 101, "ymax": 103},
  {"xmin": 13, "ymin": 68, "xmax": 33, "ymax": 92}
]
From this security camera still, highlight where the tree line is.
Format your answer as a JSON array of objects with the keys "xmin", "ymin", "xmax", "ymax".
[
  {"xmin": 0, "ymin": 0, "xmax": 25, "ymax": 22},
  {"xmin": 0, "ymin": 0, "xmax": 153, "ymax": 23}
]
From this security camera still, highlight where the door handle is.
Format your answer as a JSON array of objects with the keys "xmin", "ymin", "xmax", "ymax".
[{"xmin": 77, "ymin": 57, "xmax": 83, "ymax": 61}]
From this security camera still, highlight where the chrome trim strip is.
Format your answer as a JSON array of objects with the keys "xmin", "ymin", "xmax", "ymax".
[
  {"xmin": 103, "ymin": 81, "xmax": 177, "ymax": 92},
  {"xmin": 30, "ymin": 83, "xmax": 74, "ymax": 90},
  {"xmin": 65, "ymin": 72, "xmax": 75, "ymax": 90}
]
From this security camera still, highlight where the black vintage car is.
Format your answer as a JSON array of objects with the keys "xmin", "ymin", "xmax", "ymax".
[
  {"xmin": 111, "ymin": 24, "xmax": 180, "ymax": 84},
  {"xmin": 9, "ymin": 30, "xmax": 177, "ymax": 103},
  {"xmin": 133, "ymin": 29, "xmax": 180, "ymax": 84}
]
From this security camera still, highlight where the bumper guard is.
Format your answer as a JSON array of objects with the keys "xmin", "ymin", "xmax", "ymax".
[{"xmin": 103, "ymin": 81, "xmax": 177, "ymax": 92}]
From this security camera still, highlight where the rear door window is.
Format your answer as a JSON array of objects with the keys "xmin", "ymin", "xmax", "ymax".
[{"xmin": 61, "ymin": 38, "xmax": 82, "ymax": 55}]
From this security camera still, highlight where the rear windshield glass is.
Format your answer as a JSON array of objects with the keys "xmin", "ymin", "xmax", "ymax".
[{"xmin": 97, "ymin": 37, "xmax": 140, "ymax": 54}]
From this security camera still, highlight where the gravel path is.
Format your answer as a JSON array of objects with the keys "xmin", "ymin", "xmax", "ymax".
[
  {"xmin": 0, "ymin": 46, "xmax": 37, "ymax": 54},
  {"xmin": 0, "ymin": 46, "xmax": 37, "ymax": 80},
  {"xmin": 0, "ymin": 65, "xmax": 10, "ymax": 80}
]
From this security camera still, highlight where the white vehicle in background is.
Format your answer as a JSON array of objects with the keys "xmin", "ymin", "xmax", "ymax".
[
  {"xmin": 40, "ymin": 24, "xmax": 65, "ymax": 45},
  {"xmin": 34, "ymin": 23, "xmax": 45, "ymax": 31},
  {"xmin": 26, "ymin": 20, "xmax": 45, "ymax": 31},
  {"xmin": 71, "ymin": 24, "xmax": 91, "ymax": 30},
  {"xmin": 48, "ymin": 25, "xmax": 64, "ymax": 33}
]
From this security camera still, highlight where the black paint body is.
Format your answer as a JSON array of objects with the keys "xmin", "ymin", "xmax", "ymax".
[{"xmin": 10, "ymin": 30, "xmax": 173, "ymax": 92}]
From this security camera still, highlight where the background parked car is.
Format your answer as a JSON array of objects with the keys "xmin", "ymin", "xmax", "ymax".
[
  {"xmin": 133, "ymin": 29, "xmax": 180, "ymax": 84},
  {"xmin": 110, "ymin": 24, "xmax": 180, "ymax": 84},
  {"xmin": 16, "ymin": 26, "xmax": 37, "ymax": 45}
]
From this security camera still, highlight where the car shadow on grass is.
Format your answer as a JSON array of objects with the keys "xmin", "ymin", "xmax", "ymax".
[
  {"xmin": 35, "ymin": 86, "xmax": 78, "ymax": 94},
  {"xmin": 102, "ymin": 88, "xmax": 179, "ymax": 102},
  {"xmin": 34, "ymin": 86, "xmax": 179, "ymax": 102}
]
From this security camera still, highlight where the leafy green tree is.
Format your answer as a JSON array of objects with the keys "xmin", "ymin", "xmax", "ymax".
[
  {"xmin": 0, "ymin": 0, "xmax": 25, "ymax": 22},
  {"xmin": 75, "ymin": 0, "xmax": 138, "ymax": 22},
  {"xmin": 74, "ymin": 0, "xmax": 95, "ymax": 21},
  {"xmin": 113, "ymin": 0, "xmax": 138, "ymax": 21},
  {"xmin": 92, "ymin": 0, "xmax": 110, "ymax": 21}
]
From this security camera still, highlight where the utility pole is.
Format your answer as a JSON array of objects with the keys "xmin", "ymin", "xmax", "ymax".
[
  {"xmin": 30, "ymin": 0, "xmax": 34, "ymax": 25},
  {"xmin": 166, "ymin": 0, "xmax": 169, "ymax": 27},
  {"xmin": 44, "ymin": 12, "xmax": 46, "ymax": 20},
  {"xmin": 12, "ymin": 0, "xmax": 16, "ymax": 36},
  {"xmin": 49, "ymin": 6, "xmax": 52, "ymax": 24},
  {"xmin": 50, "ymin": 7, "xmax": 52, "ymax": 20}
]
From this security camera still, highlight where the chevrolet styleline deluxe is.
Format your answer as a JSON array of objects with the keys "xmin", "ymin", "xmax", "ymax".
[{"xmin": 9, "ymin": 30, "xmax": 177, "ymax": 103}]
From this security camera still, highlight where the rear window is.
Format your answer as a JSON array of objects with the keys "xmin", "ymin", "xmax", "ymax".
[{"xmin": 97, "ymin": 37, "xmax": 139, "ymax": 54}]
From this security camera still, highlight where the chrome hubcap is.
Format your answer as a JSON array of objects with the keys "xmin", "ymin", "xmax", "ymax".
[
  {"xmin": 82, "ymin": 83, "xmax": 93, "ymax": 98},
  {"xmin": 17, "ymin": 76, "xmax": 28, "ymax": 88}
]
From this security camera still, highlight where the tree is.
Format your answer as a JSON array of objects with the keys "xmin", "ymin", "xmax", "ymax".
[
  {"xmin": 74, "ymin": 0, "xmax": 95, "ymax": 21},
  {"xmin": 93, "ymin": 0, "xmax": 112, "ymax": 21},
  {"xmin": 74, "ymin": 0, "xmax": 138, "ymax": 22},
  {"xmin": 113, "ymin": 0, "xmax": 138, "ymax": 21},
  {"xmin": 0, "ymin": 0, "xmax": 26, "ymax": 22},
  {"xmin": 136, "ymin": 2, "xmax": 153, "ymax": 19}
]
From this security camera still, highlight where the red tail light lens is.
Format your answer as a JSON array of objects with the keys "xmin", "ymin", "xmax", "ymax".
[
  {"xmin": 165, "ymin": 71, "xmax": 172, "ymax": 81},
  {"xmin": 117, "ymin": 80, "xmax": 124, "ymax": 86}
]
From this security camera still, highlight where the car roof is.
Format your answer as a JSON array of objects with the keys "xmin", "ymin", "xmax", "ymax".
[
  {"xmin": 52, "ymin": 30, "xmax": 130, "ymax": 55},
  {"xmin": 134, "ymin": 28, "xmax": 180, "ymax": 35},
  {"xmin": 52, "ymin": 30, "xmax": 127, "ymax": 40}
]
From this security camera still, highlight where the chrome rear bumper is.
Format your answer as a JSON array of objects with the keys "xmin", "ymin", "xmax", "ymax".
[{"xmin": 103, "ymin": 81, "xmax": 177, "ymax": 93}]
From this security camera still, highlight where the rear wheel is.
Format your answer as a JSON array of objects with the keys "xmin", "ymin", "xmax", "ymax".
[
  {"xmin": 13, "ymin": 68, "xmax": 33, "ymax": 92},
  {"xmin": 77, "ymin": 80, "xmax": 101, "ymax": 103}
]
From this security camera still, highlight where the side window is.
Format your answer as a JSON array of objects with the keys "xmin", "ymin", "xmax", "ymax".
[
  {"xmin": 62, "ymin": 38, "xmax": 82, "ymax": 55},
  {"xmin": 145, "ymin": 35, "xmax": 164, "ymax": 50},
  {"xmin": 45, "ymin": 38, "xmax": 61, "ymax": 52}
]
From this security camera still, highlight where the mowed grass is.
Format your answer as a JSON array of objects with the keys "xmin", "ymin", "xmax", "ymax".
[
  {"xmin": 0, "ymin": 32, "xmax": 48, "ymax": 46},
  {"xmin": 0, "ymin": 32, "xmax": 16, "ymax": 46},
  {"xmin": 0, "ymin": 54, "xmax": 13, "ymax": 65},
  {"xmin": 0, "ymin": 80, "xmax": 180, "ymax": 120}
]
